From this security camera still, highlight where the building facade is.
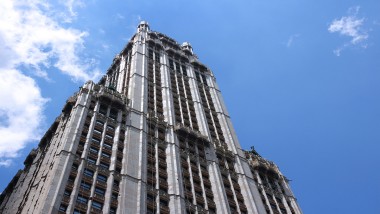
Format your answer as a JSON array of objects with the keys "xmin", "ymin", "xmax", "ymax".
[{"xmin": 0, "ymin": 22, "xmax": 302, "ymax": 214}]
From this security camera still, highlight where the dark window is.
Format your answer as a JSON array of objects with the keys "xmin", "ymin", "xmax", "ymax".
[
  {"xmin": 59, "ymin": 205, "xmax": 67, "ymax": 212},
  {"xmin": 80, "ymin": 182, "xmax": 91, "ymax": 190},
  {"xmin": 147, "ymin": 194, "xmax": 155, "ymax": 202},
  {"xmin": 107, "ymin": 125, "xmax": 115, "ymax": 131},
  {"xmin": 64, "ymin": 190, "xmax": 71, "ymax": 196},
  {"xmin": 110, "ymin": 109, "xmax": 118, "ymax": 120},
  {"xmin": 99, "ymin": 105, "xmax": 107, "ymax": 115},
  {"xmin": 116, "ymin": 167, "xmax": 121, "ymax": 173},
  {"xmin": 101, "ymin": 152, "xmax": 111, "ymax": 158},
  {"xmin": 112, "ymin": 193, "xmax": 118, "ymax": 200},
  {"xmin": 182, "ymin": 65, "xmax": 187, "ymax": 76},
  {"xmin": 84, "ymin": 169, "xmax": 94, "ymax": 177},
  {"xmin": 87, "ymin": 157, "xmax": 96, "ymax": 165},
  {"xmin": 90, "ymin": 147, "xmax": 99, "ymax": 154},
  {"xmin": 92, "ymin": 201, "xmax": 103, "ymax": 210},
  {"xmin": 76, "ymin": 195, "xmax": 88, "ymax": 204},
  {"xmin": 68, "ymin": 175, "xmax": 75, "ymax": 182},
  {"xmin": 97, "ymin": 174, "xmax": 107, "ymax": 182},
  {"xmin": 110, "ymin": 207, "xmax": 117, "ymax": 214},
  {"xmin": 160, "ymin": 199, "xmax": 168, "ymax": 207},
  {"xmin": 155, "ymin": 52, "xmax": 160, "ymax": 62},
  {"xmin": 99, "ymin": 162, "xmax": 109, "ymax": 169},
  {"xmin": 91, "ymin": 138, "xmax": 100, "ymax": 144},
  {"xmin": 96, "ymin": 120, "xmax": 104, "ymax": 126},
  {"xmin": 95, "ymin": 187, "xmax": 105, "ymax": 196},
  {"xmin": 104, "ymin": 143, "xmax": 112, "ymax": 149},
  {"xmin": 270, "ymin": 203, "xmax": 277, "ymax": 210},
  {"xmin": 72, "ymin": 163, "xmax": 79, "ymax": 170}
]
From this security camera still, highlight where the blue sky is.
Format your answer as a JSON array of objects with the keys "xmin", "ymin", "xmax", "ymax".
[{"xmin": 1, "ymin": 0, "xmax": 379, "ymax": 213}]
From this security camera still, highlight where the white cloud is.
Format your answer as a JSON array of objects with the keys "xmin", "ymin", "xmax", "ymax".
[
  {"xmin": 0, "ymin": 0, "xmax": 101, "ymax": 81},
  {"xmin": 328, "ymin": 6, "xmax": 368, "ymax": 56},
  {"xmin": 0, "ymin": 0, "xmax": 102, "ymax": 166},
  {"xmin": 0, "ymin": 69, "xmax": 47, "ymax": 164},
  {"xmin": 286, "ymin": 34, "xmax": 300, "ymax": 47}
]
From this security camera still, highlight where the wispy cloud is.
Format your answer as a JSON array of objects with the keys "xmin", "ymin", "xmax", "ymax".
[
  {"xmin": 0, "ymin": 0, "xmax": 101, "ymax": 166},
  {"xmin": 99, "ymin": 28, "xmax": 106, "ymax": 34},
  {"xmin": 64, "ymin": 0, "xmax": 84, "ymax": 17},
  {"xmin": 328, "ymin": 6, "xmax": 368, "ymax": 56},
  {"xmin": 57, "ymin": 0, "xmax": 85, "ymax": 23},
  {"xmin": 0, "ymin": 159, "xmax": 12, "ymax": 167},
  {"xmin": 286, "ymin": 34, "xmax": 300, "ymax": 47},
  {"xmin": 116, "ymin": 13, "xmax": 125, "ymax": 20}
]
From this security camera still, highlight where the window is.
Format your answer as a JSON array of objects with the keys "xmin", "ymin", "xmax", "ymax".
[
  {"xmin": 72, "ymin": 163, "xmax": 79, "ymax": 170},
  {"xmin": 68, "ymin": 175, "xmax": 75, "ymax": 182},
  {"xmin": 110, "ymin": 108, "xmax": 118, "ymax": 120},
  {"xmin": 64, "ymin": 190, "xmax": 71, "ymax": 196},
  {"xmin": 94, "ymin": 129, "xmax": 102, "ymax": 134},
  {"xmin": 99, "ymin": 162, "xmax": 109, "ymax": 169},
  {"xmin": 169, "ymin": 59, "xmax": 174, "ymax": 69},
  {"xmin": 91, "ymin": 138, "xmax": 100, "ymax": 144},
  {"xmin": 182, "ymin": 65, "xmax": 187, "ymax": 76},
  {"xmin": 111, "ymin": 193, "xmax": 118, "ymax": 200},
  {"xmin": 83, "ymin": 169, "xmax": 94, "ymax": 177},
  {"xmin": 80, "ymin": 182, "xmax": 91, "ymax": 190},
  {"xmin": 73, "ymin": 209, "xmax": 84, "ymax": 214},
  {"xmin": 96, "ymin": 120, "xmax": 104, "ymax": 126},
  {"xmin": 104, "ymin": 143, "xmax": 112, "ymax": 149},
  {"xmin": 105, "ymin": 134, "xmax": 113, "ymax": 140},
  {"xmin": 95, "ymin": 187, "xmax": 105, "ymax": 196},
  {"xmin": 76, "ymin": 195, "xmax": 88, "ymax": 204},
  {"xmin": 97, "ymin": 174, "xmax": 107, "ymax": 183},
  {"xmin": 270, "ymin": 203, "xmax": 277, "ymax": 210},
  {"xmin": 117, "ymin": 156, "xmax": 123, "ymax": 162},
  {"xmin": 110, "ymin": 207, "xmax": 117, "ymax": 214},
  {"xmin": 59, "ymin": 205, "xmax": 67, "ymax": 212},
  {"xmin": 87, "ymin": 157, "xmax": 96, "ymax": 165},
  {"xmin": 160, "ymin": 199, "xmax": 169, "ymax": 207},
  {"xmin": 92, "ymin": 201, "xmax": 103, "ymax": 210},
  {"xmin": 107, "ymin": 125, "xmax": 115, "ymax": 131},
  {"xmin": 116, "ymin": 167, "xmax": 121, "ymax": 173},
  {"xmin": 101, "ymin": 152, "xmax": 111, "ymax": 158},
  {"xmin": 147, "ymin": 194, "xmax": 155, "ymax": 202},
  {"xmin": 89, "ymin": 147, "xmax": 99, "ymax": 154},
  {"xmin": 99, "ymin": 105, "xmax": 107, "ymax": 115}
]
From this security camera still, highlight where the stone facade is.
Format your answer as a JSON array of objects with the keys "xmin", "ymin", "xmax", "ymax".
[{"xmin": 0, "ymin": 21, "xmax": 302, "ymax": 214}]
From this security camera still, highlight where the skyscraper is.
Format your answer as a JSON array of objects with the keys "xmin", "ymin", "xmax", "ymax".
[{"xmin": 0, "ymin": 21, "xmax": 302, "ymax": 214}]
